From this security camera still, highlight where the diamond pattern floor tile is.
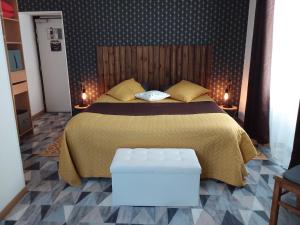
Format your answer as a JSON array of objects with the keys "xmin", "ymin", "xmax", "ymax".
[{"xmin": 1, "ymin": 113, "xmax": 300, "ymax": 225}]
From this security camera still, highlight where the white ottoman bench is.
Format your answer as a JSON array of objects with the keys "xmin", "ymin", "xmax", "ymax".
[{"xmin": 110, "ymin": 148, "xmax": 201, "ymax": 206}]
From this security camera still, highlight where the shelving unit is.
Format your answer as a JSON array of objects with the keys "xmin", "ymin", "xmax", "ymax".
[{"xmin": 1, "ymin": 0, "xmax": 33, "ymax": 136}]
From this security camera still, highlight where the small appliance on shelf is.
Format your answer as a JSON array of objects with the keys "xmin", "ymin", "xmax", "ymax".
[{"xmin": 1, "ymin": 0, "xmax": 15, "ymax": 18}]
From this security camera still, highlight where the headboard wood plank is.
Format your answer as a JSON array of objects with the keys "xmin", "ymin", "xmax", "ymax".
[
  {"xmin": 188, "ymin": 45, "xmax": 193, "ymax": 81},
  {"xmin": 171, "ymin": 46, "xmax": 176, "ymax": 84},
  {"xmin": 201, "ymin": 47, "xmax": 206, "ymax": 85},
  {"xmin": 148, "ymin": 46, "xmax": 154, "ymax": 87},
  {"xmin": 120, "ymin": 47, "xmax": 126, "ymax": 81},
  {"xmin": 97, "ymin": 45, "xmax": 212, "ymax": 94},
  {"xmin": 143, "ymin": 46, "xmax": 149, "ymax": 83},
  {"xmin": 137, "ymin": 46, "xmax": 143, "ymax": 82},
  {"xmin": 207, "ymin": 47, "xmax": 212, "ymax": 88},
  {"xmin": 153, "ymin": 46, "xmax": 160, "ymax": 90},
  {"xmin": 102, "ymin": 47, "xmax": 109, "ymax": 92},
  {"xmin": 132, "ymin": 46, "xmax": 137, "ymax": 79},
  {"xmin": 159, "ymin": 47, "xmax": 165, "ymax": 87},
  {"xmin": 97, "ymin": 46, "xmax": 104, "ymax": 93},
  {"xmin": 176, "ymin": 46, "xmax": 182, "ymax": 83},
  {"xmin": 165, "ymin": 46, "xmax": 171, "ymax": 85},
  {"xmin": 108, "ymin": 47, "xmax": 115, "ymax": 88},
  {"xmin": 114, "ymin": 47, "xmax": 121, "ymax": 84},
  {"xmin": 194, "ymin": 45, "xmax": 201, "ymax": 84},
  {"xmin": 182, "ymin": 46, "xmax": 188, "ymax": 80}
]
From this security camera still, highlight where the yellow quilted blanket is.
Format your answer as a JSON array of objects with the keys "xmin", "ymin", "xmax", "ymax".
[{"xmin": 59, "ymin": 95, "xmax": 257, "ymax": 187}]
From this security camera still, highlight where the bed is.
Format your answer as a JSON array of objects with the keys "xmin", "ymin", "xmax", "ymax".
[{"xmin": 58, "ymin": 45, "xmax": 257, "ymax": 187}]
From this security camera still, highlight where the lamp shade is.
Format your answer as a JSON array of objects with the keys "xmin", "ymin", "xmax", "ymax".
[
  {"xmin": 81, "ymin": 91, "xmax": 87, "ymax": 100},
  {"xmin": 224, "ymin": 89, "xmax": 229, "ymax": 101},
  {"xmin": 80, "ymin": 86, "xmax": 88, "ymax": 107}
]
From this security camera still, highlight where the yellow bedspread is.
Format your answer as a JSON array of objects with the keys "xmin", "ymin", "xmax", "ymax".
[{"xmin": 59, "ymin": 95, "xmax": 257, "ymax": 187}]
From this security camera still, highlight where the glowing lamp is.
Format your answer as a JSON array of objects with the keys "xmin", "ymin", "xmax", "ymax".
[
  {"xmin": 223, "ymin": 80, "xmax": 232, "ymax": 108},
  {"xmin": 81, "ymin": 91, "xmax": 87, "ymax": 101},
  {"xmin": 79, "ymin": 83, "xmax": 88, "ymax": 107},
  {"xmin": 224, "ymin": 90, "xmax": 229, "ymax": 102}
]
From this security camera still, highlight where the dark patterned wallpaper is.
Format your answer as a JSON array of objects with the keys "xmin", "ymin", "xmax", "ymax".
[{"xmin": 18, "ymin": 0, "xmax": 249, "ymax": 106}]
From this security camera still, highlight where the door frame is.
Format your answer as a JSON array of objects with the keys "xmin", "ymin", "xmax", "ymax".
[{"xmin": 19, "ymin": 11, "xmax": 72, "ymax": 113}]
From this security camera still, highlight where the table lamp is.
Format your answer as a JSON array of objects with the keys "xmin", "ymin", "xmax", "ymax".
[
  {"xmin": 80, "ymin": 83, "xmax": 88, "ymax": 107},
  {"xmin": 223, "ymin": 80, "xmax": 232, "ymax": 108}
]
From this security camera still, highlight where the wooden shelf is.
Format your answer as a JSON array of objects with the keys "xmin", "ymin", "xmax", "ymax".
[
  {"xmin": 10, "ymin": 70, "xmax": 26, "ymax": 84},
  {"xmin": 10, "ymin": 69, "xmax": 25, "ymax": 73},
  {"xmin": 6, "ymin": 41, "xmax": 22, "ymax": 45},
  {"xmin": 3, "ymin": 17, "xmax": 19, "ymax": 22},
  {"xmin": 12, "ymin": 82, "xmax": 28, "ymax": 96},
  {"xmin": 3, "ymin": 16, "xmax": 21, "ymax": 43}
]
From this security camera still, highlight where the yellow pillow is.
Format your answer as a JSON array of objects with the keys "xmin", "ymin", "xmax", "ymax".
[
  {"xmin": 107, "ymin": 78, "xmax": 145, "ymax": 101},
  {"xmin": 166, "ymin": 80, "xmax": 209, "ymax": 102}
]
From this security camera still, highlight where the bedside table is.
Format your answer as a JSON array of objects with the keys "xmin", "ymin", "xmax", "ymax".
[
  {"xmin": 73, "ymin": 104, "xmax": 90, "ymax": 116},
  {"xmin": 219, "ymin": 105, "xmax": 238, "ymax": 118}
]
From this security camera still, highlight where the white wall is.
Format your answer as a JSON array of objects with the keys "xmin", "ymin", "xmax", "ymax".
[
  {"xmin": 238, "ymin": 0, "xmax": 257, "ymax": 121},
  {"xmin": 19, "ymin": 13, "xmax": 44, "ymax": 116},
  {"xmin": 0, "ymin": 19, "xmax": 26, "ymax": 212}
]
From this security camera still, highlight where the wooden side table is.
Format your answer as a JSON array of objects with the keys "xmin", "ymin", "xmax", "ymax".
[
  {"xmin": 219, "ymin": 105, "xmax": 238, "ymax": 118},
  {"xmin": 73, "ymin": 104, "xmax": 90, "ymax": 116}
]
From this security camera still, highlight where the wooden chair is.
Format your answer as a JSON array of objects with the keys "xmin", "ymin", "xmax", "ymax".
[{"xmin": 269, "ymin": 165, "xmax": 300, "ymax": 225}]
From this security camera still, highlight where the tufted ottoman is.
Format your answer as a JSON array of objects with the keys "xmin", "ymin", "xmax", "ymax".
[{"xmin": 110, "ymin": 148, "xmax": 201, "ymax": 206}]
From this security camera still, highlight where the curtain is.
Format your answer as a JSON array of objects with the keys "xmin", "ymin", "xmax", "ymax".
[
  {"xmin": 289, "ymin": 102, "xmax": 300, "ymax": 168},
  {"xmin": 243, "ymin": 0, "xmax": 274, "ymax": 144},
  {"xmin": 269, "ymin": 1, "xmax": 300, "ymax": 168}
]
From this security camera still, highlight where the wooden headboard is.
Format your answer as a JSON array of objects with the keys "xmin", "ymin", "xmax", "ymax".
[{"xmin": 97, "ymin": 45, "xmax": 212, "ymax": 93}]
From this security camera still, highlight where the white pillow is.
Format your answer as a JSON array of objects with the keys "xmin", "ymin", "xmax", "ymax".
[{"xmin": 135, "ymin": 90, "xmax": 170, "ymax": 102}]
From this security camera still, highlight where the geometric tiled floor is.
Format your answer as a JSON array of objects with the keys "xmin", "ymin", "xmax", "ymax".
[{"xmin": 1, "ymin": 113, "xmax": 300, "ymax": 225}]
